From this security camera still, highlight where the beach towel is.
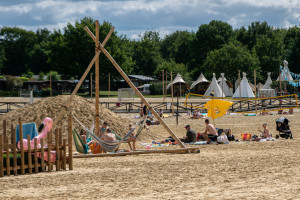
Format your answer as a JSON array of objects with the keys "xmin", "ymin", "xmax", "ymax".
[{"xmin": 16, "ymin": 123, "xmax": 38, "ymax": 143}]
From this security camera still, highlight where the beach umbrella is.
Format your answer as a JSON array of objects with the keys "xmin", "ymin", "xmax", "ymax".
[{"xmin": 204, "ymin": 99, "xmax": 233, "ymax": 120}]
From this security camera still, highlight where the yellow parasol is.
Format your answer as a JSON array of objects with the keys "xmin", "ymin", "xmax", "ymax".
[{"xmin": 204, "ymin": 99, "xmax": 233, "ymax": 120}]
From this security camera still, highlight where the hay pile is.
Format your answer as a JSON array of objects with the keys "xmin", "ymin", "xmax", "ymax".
[{"xmin": 0, "ymin": 95, "xmax": 131, "ymax": 137}]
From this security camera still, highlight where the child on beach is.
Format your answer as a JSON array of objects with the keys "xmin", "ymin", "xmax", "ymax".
[{"xmin": 127, "ymin": 123, "xmax": 136, "ymax": 151}]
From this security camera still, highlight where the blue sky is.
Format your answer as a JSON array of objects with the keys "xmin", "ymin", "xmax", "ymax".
[{"xmin": 1, "ymin": 0, "xmax": 300, "ymax": 39}]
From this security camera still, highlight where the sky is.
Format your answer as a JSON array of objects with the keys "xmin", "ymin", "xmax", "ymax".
[{"xmin": 1, "ymin": 0, "xmax": 300, "ymax": 39}]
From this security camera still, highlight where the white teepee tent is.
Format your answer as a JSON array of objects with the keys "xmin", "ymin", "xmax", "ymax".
[
  {"xmin": 263, "ymin": 72, "xmax": 272, "ymax": 89},
  {"xmin": 276, "ymin": 60, "xmax": 293, "ymax": 81},
  {"xmin": 233, "ymin": 72, "xmax": 255, "ymax": 98},
  {"xmin": 190, "ymin": 73, "xmax": 208, "ymax": 89},
  {"xmin": 218, "ymin": 73, "xmax": 233, "ymax": 97},
  {"xmin": 166, "ymin": 73, "xmax": 186, "ymax": 90},
  {"xmin": 204, "ymin": 73, "xmax": 225, "ymax": 97}
]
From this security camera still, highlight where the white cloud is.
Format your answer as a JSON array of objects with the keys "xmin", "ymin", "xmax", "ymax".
[{"xmin": 1, "ymin": 0, "xmax": 300, "ymax": 38}]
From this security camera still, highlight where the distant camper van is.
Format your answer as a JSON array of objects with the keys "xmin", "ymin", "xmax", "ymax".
[{"xmin": 138, "ymin": 84, "xmax": 151, "ymax": 94}]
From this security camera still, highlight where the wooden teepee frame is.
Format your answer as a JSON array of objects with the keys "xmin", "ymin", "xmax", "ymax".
[{"xmin": 52, "ymin": 20, "xmax": 187, "ymax": 150}]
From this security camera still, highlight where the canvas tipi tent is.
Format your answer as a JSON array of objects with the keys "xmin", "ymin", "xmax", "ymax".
[
  {"xmin": 263, "ymin": 72, "xmax": 272, "ymax": 89},
  {"xmin": 204, "ymin": 73, "xmax": 225, "ymax": 97},
  {"xmin": 277, "ymin": 60, "xmax": 293, "ymax": 81},
  {"xmin": 233, "ymin": 72, "xmax": 255, "ymax": 98},
  {"xmin": 218, "ymin": 73, "xmax": 233, "ymax": 97},
  {"xmin": 190, "ymin": 73, "xmax": 208, "ymax": 89}
]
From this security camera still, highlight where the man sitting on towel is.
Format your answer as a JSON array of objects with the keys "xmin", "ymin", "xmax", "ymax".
[
  {"xmin": 201, "ymin": 119, "xmax": 218, "ymax": 143},
  {"xmin": 180, "ymin": 124, "xmax": 196, "ymax": 143}
]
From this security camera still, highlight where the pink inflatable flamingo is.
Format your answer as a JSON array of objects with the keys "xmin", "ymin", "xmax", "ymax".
[{"xmin": 18, "ymin": 117, "xmax": 56, "ymax": 162}]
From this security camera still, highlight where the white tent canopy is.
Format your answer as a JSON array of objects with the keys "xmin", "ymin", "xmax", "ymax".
[
  {"xmin": 218, "ymin": 73, "xmax": 233, "ymax": 97},
  {"xmin": 233, "ymin": 72, "xmax": 255, "ymax": 98},
  {"xmin": 277, "ymin": 60, "xmax": 293, "ymax": 81},
  {"xmin": 166, "ymin": 73, "xmax": 186, "ymax": 90},
  {"xmin": 204, "ymin": 73, "xmax": 225, "ymax": 97},
  {"xmin": 263, "ymin": 72, "xmax": 272, "ymax": 89},
  {"xmin": 190, "ymin": 73, "xmax": 208, "ymax": 89}
]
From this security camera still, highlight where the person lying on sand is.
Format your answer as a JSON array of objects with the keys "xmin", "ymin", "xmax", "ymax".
[
  {"xmin": 127, "ymin": 123, "xmax": 136, "ymax": 151},
  {"xmin": 252, "ymin": 123, "xmax": 271, "ymax": 141},
  {"xmin": 180, "ymin": 124, "xmax": 196, "ymax": 143},
  {"xmin": 201, "ymin": 119, "xmax": 218, "ymax": 144},
  {"xmin": 190, "ymin": 110, "xmax": 203, "ymax": 119}
]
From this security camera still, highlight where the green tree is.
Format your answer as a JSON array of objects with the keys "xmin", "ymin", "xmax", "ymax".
[
  {"xmin": 190, "ymin": 20, "xmax": 234, "ymax": 79},
  {"xmin": 0, "ymin": 27, "xmax": 36, "ymax": 75},
  {"xmin": 155, "ymin": 59, "xmax": 190, "ymax": 81},
  {"xmin": 132, "ymin": 31, "xmax": 162, "ymax": 76},
  {"xmin": 160, "ymin": 31, "xmax": 195, "ymax": 65},
  {"xmin": 201, "ymin": 42, "xmax": 261, "ymax": 86},
  {"xmin": 46, "ymin": 71, "xmax": 61, "ymax": 81}
]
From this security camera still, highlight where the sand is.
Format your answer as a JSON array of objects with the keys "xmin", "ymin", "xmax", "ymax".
[
  {"xmin": 0, "ymin": 95, "xmax": 131, "ymax": 138},
  {"xmin": 0, "ymin": 98, "xmax": 300, "ymax": 199}
]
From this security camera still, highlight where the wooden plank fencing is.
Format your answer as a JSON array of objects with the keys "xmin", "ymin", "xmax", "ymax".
[{"xmin": 0, "ymin": 118, "xmax": 73, "ymax": 177}]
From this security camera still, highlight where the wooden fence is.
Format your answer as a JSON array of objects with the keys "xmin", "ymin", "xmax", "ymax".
[{"xmin": 0, "ymin": 117, "xmax": 73, "ymax": 177}]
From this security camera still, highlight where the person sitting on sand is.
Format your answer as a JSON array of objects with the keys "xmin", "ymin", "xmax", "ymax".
[
  {"xmin": 127, "ymin": 123, "xmax": 136, "ymax": 151},
  {"xmin": 252, "ymin": 123, "xmax": 271, "ymax": 141},
  {"xmin": 193, "ymin": 110, "xmax": 203, "ymax": 119},
  {"xmin": 180, "ymin": 124, "xmax": 196, "ymax": 143},
  {"xmin": 158, "ymin": 109, "xmax": 163, "ymax": 118},
  {"xmin": 201, "ymin": 119, "xmax": 218, "ymax": 143}
]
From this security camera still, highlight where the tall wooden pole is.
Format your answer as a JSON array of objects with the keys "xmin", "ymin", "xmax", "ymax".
[
  {"xmin": 95, "ymin": 20, "xmax": 100, "ymax": 137},
  {"xmin": 108, "ymin": 73, "xmax": 110, "ymax": 99},
  {"xmin": 91, "ymin": 35, "xmax": 186, "ymax": 148},
  {"xmin": 254, "ymin": 70, "xmax": 257, "ymax": 114},
  {"xmin": 279, "ymin": 69, "xmax": 282, "ymax": 95},
  {"xmin": 162, "ymin": 70, "xmax": 165, "ymax": 102},
  {"xmin": 171, "ymin": 71, "xmax": 174, "ymax": 114},
  {"xmin": 165, "ymin": 71, "xmax": 168, "ymax": 98},
  {"xmin": 238, "ymin": 70, "xmax": 241, "ymax": 98},
  {"xmin": 50, "ymin": 71, "xmax": 52, "ymax": 97},
  {"xmin": 90, "ymin": 72, "xmax": 93, "ymax": 101}
]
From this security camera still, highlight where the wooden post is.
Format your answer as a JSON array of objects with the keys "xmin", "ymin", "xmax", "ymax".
[
  {"xmin": 47, "ymin": 129, "xmax": 51, "ymax": 172},
  {"xmin": 50, "ymin": 71, "xmax": 52, "ymax": 97},
  {"xmin": 166, "ymin": 71, "xmax": 168, "ymax": 98},
  {"xmin": 162, "ymin": 70, "xmax": 165, "ymax": 102},
  {"xmin": 12, "ymin": 126, "xmax": 17, "ymax": 176},
  {"xmin": 108, "ymin": 73, "xmax": 110, "ymax": 99},
  {"xmin": 55, "ymin": 129, "xmax": 60, "ymax": 171},
  {"xmin": 41, "ymin": 139, "xmax": 45, "ymax": 172},
  {"xmin": 254, "ymin": 70, "xmax": 257, "ymax": 114},
  {"xmin": 176, "ymin": 92, "xmax": 179, "ymax": 125},
  {"xmin": 238, "ymin": 70, "xmax": 241, "ymax": 98},
  {"xmin": 95, "ymin": 20, "xmax": 100, "ymax": 137},
  {"xmin": 63, "ymin": 139, "xmax": 67, "ymax": 170},
  {"xmin": 0, "ymin": 134, "xmax": 3, "ymax": 177},
  {"xmin": 19, "ymin": 118, "xmax": 25, "ymax": 175},
  {"xmin": 89, "ymin": 33, "xmax": 186, "ymax": 148},
  {"xmin": 34, "ymin": 138, "xmax": 38, "ymax": 173},
  {"xmin": 279, "ymin": 69, "xmax": 282, "ymax": 95},
  {"xmin": 52, "ymin": 26, "xmax": 114, "ymax": 129},
  {"xmin": 171, "ymin": 71, "xmax": 174, "ymax": 115},
  {"xmin": 27, "ymin": 135, "xmax": 32, "ymax": 174},
  {"xmin": 90, "ymin": 72, "xmax": 93, "ymax": 101},
  {"xmin": 5, "ymin": 136, "xmax": 10, "ymax": 176},
  {"xmin": 59, "ymin": 128, "xmax": 63, "ymax": 169},
  {"xmin": 3, "ymin": 120, "xmax": 6, "ymax": 141},
  {"xmin": 68, "ymin": 115, "xmax": 73, "ymax": 170}
]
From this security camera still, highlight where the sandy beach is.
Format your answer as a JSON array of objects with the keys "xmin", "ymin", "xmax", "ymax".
[{"xmin": 0, "ymin": 97, "xmax": 299, "ymax": 199}]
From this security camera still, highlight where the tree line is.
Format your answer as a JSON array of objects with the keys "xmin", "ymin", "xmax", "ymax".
[{"xmin": 1, "ymin": 17, "xmax": 300, "ymax": 86}]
